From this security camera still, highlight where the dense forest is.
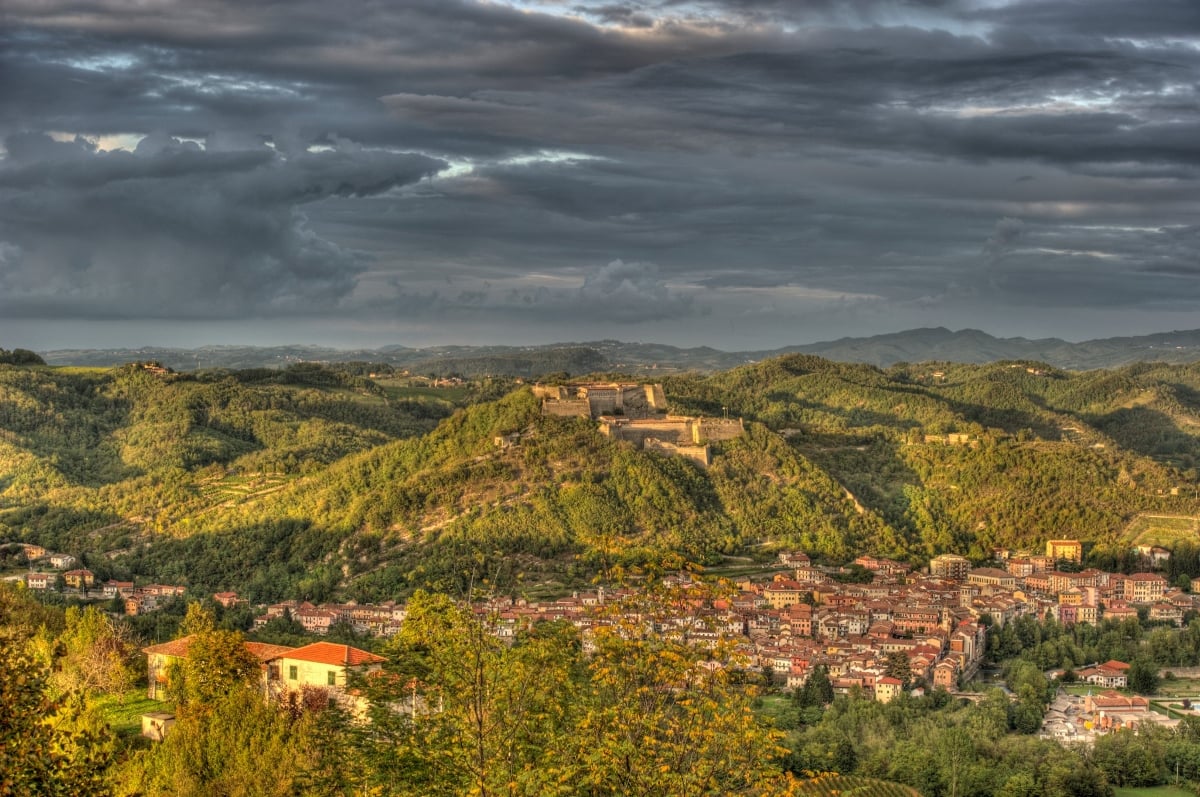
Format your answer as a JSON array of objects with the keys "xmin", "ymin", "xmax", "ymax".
[{"xmin": 4, "ymin": 355, "xmax": 1200, "ymax": 599}]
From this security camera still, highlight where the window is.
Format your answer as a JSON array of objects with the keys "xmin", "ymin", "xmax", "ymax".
[
  {"xmin": 288, "ymin": 665, "xmax": 297, "ymax": 681},
  {"xmin": 327, "ymin": 671, "xmax": 337, "ymax": 686}
]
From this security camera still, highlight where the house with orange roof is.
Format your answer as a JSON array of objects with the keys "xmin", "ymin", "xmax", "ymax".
[
  {"xmin": 213, "ymin": 591, "xmax": 244, "ymax": 609},
  {"xmin": 142, "ymin": 635, "xmax": 298, "ymax": 699},
  {"xmin": 63, "ymin": 569, "xmax": 94, "ymax": 590},
  {"xmin": 264, "ymin": 641, "xmax": 386, "ymax": 699},
  {"xmin": 875, "ymin": 676, "xmax": 903, "ymax": 703},
  {"xmin": 1077, "ymin": 660, "xmax": 1130, "ymax": 689}
]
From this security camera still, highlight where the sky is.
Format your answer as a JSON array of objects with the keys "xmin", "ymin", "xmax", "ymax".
[{"xmin": 1, "ymin": 0, "xmax": 1199, "ymax": 351}]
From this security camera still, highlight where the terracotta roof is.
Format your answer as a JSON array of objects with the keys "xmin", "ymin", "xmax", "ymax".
[
  {"xmin": 143, "ymin": 635, "xmax": 195, "ymax": 657},
  {"xmin": 144, "ymin": 636, "xmax": 297, "ymax": 663},
  {"xmin": 271, "ymin": 642, "xmax": 386, "ymax": 667},
  {"xmin": 244, "ymin": 642, "xmax": 297, "ymax": 662}
]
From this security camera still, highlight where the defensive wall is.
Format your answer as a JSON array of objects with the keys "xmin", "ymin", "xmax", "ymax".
[
  {"xmin": 536, "ymin": 381, "xmax": 743, "ymax": 466},
  {"xmin": 643, "ymin": 438, "xmax": 712, "ymax": 468},
  {"xmin": 536, "ymin": 382, "xmax": 668, "ymax": 419}
]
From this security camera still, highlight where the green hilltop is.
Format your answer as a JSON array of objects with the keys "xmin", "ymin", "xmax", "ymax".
[{"xmin": 3, "ymin": 354, "xmax": 1200, "ymax": 601}]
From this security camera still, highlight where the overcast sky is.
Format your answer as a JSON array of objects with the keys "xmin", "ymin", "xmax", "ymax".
[{"xmin": 2, "ymin": 0, "xmax": 1199, "ymax": 350}]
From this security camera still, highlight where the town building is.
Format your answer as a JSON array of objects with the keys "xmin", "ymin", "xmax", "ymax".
[
  {"xmin": 1124, "ymin": 573, "xmax": 1168, "ymax": 603},
  {"xmin": 63, "ymin": 569, "xmax": 94, "ymax": 590},
  {"xmin": 1046, "ymin": 540, "xmax": 1082, "ymax": 564},
  {"xmin": 930, "ymin": 554, "xmax": 971, "ymax": 580}
]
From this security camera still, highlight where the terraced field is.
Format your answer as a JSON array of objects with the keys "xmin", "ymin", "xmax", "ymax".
[{"xmin": 796, "ymin": 774, "xmax": 921, "ymax": 796}]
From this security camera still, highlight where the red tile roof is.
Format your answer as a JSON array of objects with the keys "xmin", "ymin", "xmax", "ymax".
[
  {"xmin": 244, "ymin": 642, "xmax": 297, "ymax": 662},
  {"xmin": 144, "ymin": 636, "xmax": 297, "ymax": 662},
  {"xmin": 272, "ymin": 642, "xmax": 386, "ymax": 667},
  {"xmin": 143, "ymin": 635, "xmax": 195, "ymax": 658}
]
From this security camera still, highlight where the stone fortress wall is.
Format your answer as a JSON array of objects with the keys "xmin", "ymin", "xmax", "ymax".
[
  {"xmin": 537, "ymin": 381, "xmax": 743, "ymax": 467},
  {"xmin": 534, "ymin": 382, "xmax": 668, "ymax": 419}
]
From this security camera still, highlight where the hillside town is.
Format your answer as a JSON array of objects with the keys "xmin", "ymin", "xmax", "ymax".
[{"xmin": 11, "ymin": 536, "xmax": 1193, "ymax": 715}]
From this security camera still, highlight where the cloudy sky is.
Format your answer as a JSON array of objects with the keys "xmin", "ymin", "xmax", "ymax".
[{"xmin": 2, "ymin": 0, "xmax": 1199, "ymax": 350}]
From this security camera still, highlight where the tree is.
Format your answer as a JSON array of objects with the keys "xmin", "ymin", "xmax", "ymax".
[
  {"xmin": 797, "ymin": 664, "xmax": 834, "ymax": 708},
  {"xmin": 341, "ymin": 590, "xmax": 800, "ymax": 796},
  {"xmin": 831, "ymin": 738, "xmax": 857, "ymax": 774},
  {"xmin": 933, "ymin": 725, "xmax": 977, "ymax": 797},
  {"xmin": 166, "ymin": 605, "xmax": 260, "ymax": 707},
  {"xmin": 565, "ymin": 626, "xmax": 791, "ymax": 796},
  {"xmin": 1091, "ymin": 727, "xmax": 1166, "ymax": 787},
  {"xmin": 345, "ymin": 591, "xmax": 584, "ymax": 796},
  {"xmin": 884, "ymin": 651, "xmax": 913, "ymax": 687},
  {"xmin": 55, "ymin": 605, "xmax": 139, "ymax": 696},
  {"xmin": 114, "ymin": 683, "xmax": 315, "ymax": 797},
  {"xmin": 0, "ymin": 634, "xmax": 114, "ymax": 796},
  {"xmin": 1128, "ymin": 657, "xmax": 1161, "ymax": 695}
]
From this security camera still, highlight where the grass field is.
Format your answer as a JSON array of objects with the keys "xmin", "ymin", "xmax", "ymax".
[
  {"xmin": 702, "ymin": 562, "xmax": 788, "ymax": 579},
  {"xmin": 373, "ymin": 379, "xmax": 470, "ymax": 404},
  {"xmin": 1156, "ymin": 677, "xmax": 1200, "ymax": 698},
  {"xmin": 94, "ymin": 689, "xmax": 170, "ymax": 739},
  {"xmin": 1124, "ymin": 514, "xmax": 1200, "ymax": 547},
  {"xmin": 1064, "ymin": 683, "xmax": 1099, "ymax": 696},
  {"xmin": 1113, "ymin": 786, "xmax": 1195, "ymax": 797}
]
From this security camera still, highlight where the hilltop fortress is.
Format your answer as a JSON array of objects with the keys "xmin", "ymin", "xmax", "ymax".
[{"xmin": 534, "ymin": 382, "xmax": 743, "ymax": 466}]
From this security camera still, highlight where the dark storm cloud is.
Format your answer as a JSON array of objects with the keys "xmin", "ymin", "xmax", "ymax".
[
  {"xmin": 984, "ymin": 217, "xmax": 1025, "ymax": 260},
  {"xmin": 1, "ymin": 0, "xmax": 1199, "ymax": 343},
  {"xmin": 976, "ymin": 0, "xmax": 1200, "ymax": 41},
  {"xmin": 0, "ymin": 132, "xmax": 443, "ymax": 319},
  {"xmin": 356, "ymin": 257, "xmax": 697, "ymax": 325}
]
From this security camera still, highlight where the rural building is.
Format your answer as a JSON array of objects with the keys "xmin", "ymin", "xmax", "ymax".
[{"xmin": 264, "ymin": 642, "xmax": 386, "ymax": 699}]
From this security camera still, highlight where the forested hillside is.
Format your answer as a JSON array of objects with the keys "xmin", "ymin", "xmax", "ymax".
[{"xmin": 4, "ymin": 355, "xmax": 1200, "ymax": 601}]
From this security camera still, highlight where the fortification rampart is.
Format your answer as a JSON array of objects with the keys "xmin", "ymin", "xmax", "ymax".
[
  {"xmin": 539, "ymin": 381, "xmax": 668, "ymax": 420},
  {"xmin": 542, "ymin": 399, "xmax": 591, "ymax": 418},
  {"xmin": 695, "ymin": 417, "xmax": 745, "ymax": 443},
  {"xmin": 600, "ymin": 415, "xmax": 745, "ymax": 447},
  {"xmin": 599, "ymin": 418, "xmax": 692, "ymax": 446},
  {"xmin": 538, "ymin": 381, "xmax": 742, "ymax": 464},
  {"xmin": 533, "ymin": 385, "xmax": 569, "ymax": 400},
  {"xmin": 644, "ymin": 438, "xmax": 711, "ymax": 468}
]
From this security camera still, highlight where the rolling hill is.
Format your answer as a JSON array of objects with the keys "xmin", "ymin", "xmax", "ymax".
[{"xmin": 3, "ymin": 354, "xmax": 1200, "ymax": 602}]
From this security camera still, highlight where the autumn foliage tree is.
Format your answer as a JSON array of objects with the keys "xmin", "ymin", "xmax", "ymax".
[
  {"xmin": 325, "ymin": 589, "xmax": 801, "ymax": 796},
  {"xmin": 0, "ymin": 585, "xmax": 114, "ymax": 797}
]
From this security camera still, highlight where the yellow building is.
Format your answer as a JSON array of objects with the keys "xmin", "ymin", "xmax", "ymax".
[
  {"xmin": 1046, "ymin": 540, "xmax": 1082, "ymax": 563},
  {"xmin": 875, "ymin": 676, "xmax": 904, "ymax": 703},
  {"xmin": 142, "ymin": 635, "xmax": 296, "ymax": 700},
  {"xmin": 63, "ymin": 569, "xmax": 94, "ymax": 589},
  {"xmin": 267, "ymin": 641, "xmax": 386, "ymax": 696}
]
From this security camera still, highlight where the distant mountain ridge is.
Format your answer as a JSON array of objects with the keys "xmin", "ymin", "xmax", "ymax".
[{"xmin": 37, "ymin": 327, "xmax": 1200, "ymax": 374}]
